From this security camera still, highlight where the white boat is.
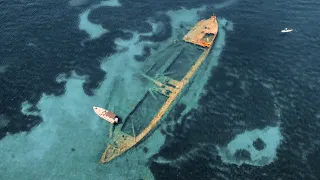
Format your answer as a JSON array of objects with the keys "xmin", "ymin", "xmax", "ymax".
[
  {"xmin": 93, "ymin": 106, "xmax": 119, "ymax": 124},
  {"xmin": 281, "ymin": 28, "xmax": 293, "ymax": 33}
]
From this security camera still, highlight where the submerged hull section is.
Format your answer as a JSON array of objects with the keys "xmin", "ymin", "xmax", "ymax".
[{"xmin": 97, "ymin": 14, "xmax": 219, "ymax": 164}]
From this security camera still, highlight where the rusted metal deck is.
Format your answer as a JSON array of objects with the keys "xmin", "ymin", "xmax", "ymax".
[{"xmin": 99, "ymin": 14, "xmax": 218, "ymax": 164}]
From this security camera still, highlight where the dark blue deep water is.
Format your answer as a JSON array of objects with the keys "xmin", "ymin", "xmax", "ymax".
[{"xmin": 1, "ymin": 0, "xmax": 320, "ymax": 179}]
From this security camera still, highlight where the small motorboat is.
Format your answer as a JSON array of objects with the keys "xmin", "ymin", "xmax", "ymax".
[
  {"xmin": 281, "ymin": 28, "xmax": 293, "ymax": 33},
  {"xmin": 93, "ymin": 106, "xmax": 118, "ymax": 124}
]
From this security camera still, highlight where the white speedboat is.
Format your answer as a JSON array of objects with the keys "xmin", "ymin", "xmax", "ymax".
[
  {"xmin": 93, "ymin": 106, "xmax": 119, "ymax": 124},
  {"xmin": 281, "ymin": 28, "xmax": 293, "ymax": 33}
]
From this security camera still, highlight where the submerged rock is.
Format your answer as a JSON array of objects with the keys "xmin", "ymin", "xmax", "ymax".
[
  {"xmin": 253, "ymin": 138, "xmax": 266, "ymax": 151},
  {"xmin": 234, "ymin": 149, "xmax": 251, "ymax": 161}
]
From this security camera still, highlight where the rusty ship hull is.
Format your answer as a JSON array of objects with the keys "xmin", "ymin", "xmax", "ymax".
[{"xmin": 98, "ymin": 14, "xmax": 219, "ymax": 164}]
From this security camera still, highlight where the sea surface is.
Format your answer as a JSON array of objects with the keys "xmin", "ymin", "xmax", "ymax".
[{"xmin": 0, "ymin": 0, "xmax": 320, "ymax": 179}]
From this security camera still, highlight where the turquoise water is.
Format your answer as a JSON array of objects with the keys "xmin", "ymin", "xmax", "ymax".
[{"xmin": 0, "ymin": 0, "xmax": 319, "ymax": 179}]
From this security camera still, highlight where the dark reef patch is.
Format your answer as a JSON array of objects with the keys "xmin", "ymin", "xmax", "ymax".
[
  {"xmin": 253, "ymin": 138, "xmax": 266, "ymax": 151},
  {"xmin": 234, "ymin": 149, "xmax": 251, "ymax": 161}
]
